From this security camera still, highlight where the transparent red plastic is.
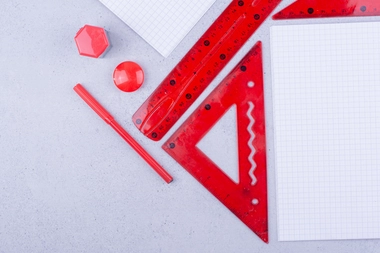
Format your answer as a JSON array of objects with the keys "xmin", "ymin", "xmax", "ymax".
[
  {"xmin": 273, "ymin": 0, "xmax": 380, "ymax": 19},
  {"xmin": 74, "ymin": 25, "xmax": 109, "ymax": 58},
  {"xmin": 132, "ymin": 0, "xmax": 281, "ymax": 141},
  {"xmin": 163, "ymin": 42, "xmax": 268, "ymax": 242},
  {"xmin": 113, "ymin": 61, "xmax": 144, "ymax": 92}
]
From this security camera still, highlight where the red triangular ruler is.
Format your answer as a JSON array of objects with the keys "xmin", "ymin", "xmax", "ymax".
[
  {"xmin": 273, "ymin": 0, "xmax": 380, "ymax": 19},
  {"xmin": 163, "ymin": 42, "xmax": 268, "ymax": 242}
]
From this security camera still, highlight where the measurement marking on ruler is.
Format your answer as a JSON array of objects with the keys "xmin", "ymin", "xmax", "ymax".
[{"xmin": 133, "ymin": 0, "xmax": 281, "ymax": 141}]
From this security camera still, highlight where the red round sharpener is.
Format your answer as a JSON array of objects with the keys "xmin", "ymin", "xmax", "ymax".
[
  {"xmin": 74, "ymin": 25, "xmax": 109, "ymax": 58},
  {"xmin": 113, "ymin": 61, "xmax": 144, "ymax": 92}
]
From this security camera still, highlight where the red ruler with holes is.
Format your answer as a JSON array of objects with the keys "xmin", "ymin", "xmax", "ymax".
[
  {"xmin": 163, "ymin": 42, "xmax": 268, "ymax": 242},
  {"xmin": 133, "ymin": 0, "xmax": 280, "ymax": 141},
  {"xmin": 273, "ymin": 0, "xmax": 380, "ymax": 19}
]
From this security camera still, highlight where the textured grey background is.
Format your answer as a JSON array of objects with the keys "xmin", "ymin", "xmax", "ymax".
[{"xmin": 1, "ymin": 0, "xmax": 380, "ymax": 252}]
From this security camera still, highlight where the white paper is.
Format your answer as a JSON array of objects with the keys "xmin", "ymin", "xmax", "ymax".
[
  {"xmin": 99, "ymin": 0, "xmax": 216, "ymax": 57},
  {"xmin": 271, "ymin": 22, "xmax": 380, "ymax": 241}
]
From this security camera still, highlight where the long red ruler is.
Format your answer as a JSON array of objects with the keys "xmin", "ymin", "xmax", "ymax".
[
  {"xmin": 273, "ymin": 0, "xmax": 380, "ymax": 19},
  {"xmin": 163, "ymin": 42, "xmax": 268, "ymax": 242},
  {"xmin": 133, "ymin": 0, "xmax": 280, "ymax": 141}
]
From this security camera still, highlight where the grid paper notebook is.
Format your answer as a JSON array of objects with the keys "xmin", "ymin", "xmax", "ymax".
[
  {"xmin": 271, "ymin": 22, "xmax": 380, "ymax": 241},
  {"xmin": 99, "ymin": 0, "xmax": 216, "ymax": 57}
]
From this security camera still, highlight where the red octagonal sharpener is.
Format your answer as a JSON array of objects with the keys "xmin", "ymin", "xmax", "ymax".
[{"xmin": 74, "ymin": 25, "xmax": 110, "ymax": 58}]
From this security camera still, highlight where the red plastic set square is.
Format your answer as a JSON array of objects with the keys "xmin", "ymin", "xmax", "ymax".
[{"xmin": 74, "ymin": 0, "xmax": 380, "ymax": 243}]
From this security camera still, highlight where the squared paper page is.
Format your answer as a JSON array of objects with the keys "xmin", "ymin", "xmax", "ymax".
[
  {"xmin": 99, "ymin": 0, "xmax": 216, "ymax": 57},
  {"xmin": 271, "ymin": 22, "xmax": 380, "ymax": 241}
]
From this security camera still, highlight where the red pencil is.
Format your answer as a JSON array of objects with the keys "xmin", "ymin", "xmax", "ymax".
[{"xmin": 74, "ymin": 83, "xmax": 173, "ymax": 184}]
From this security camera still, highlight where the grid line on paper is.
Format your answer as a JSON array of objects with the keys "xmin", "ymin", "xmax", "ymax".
[
  {"xmin": 271, "ymin": 22, "xmax": 380, "ymax": 242},
  {"xmin": 99, "ymin": 0, "xmax": 216, "ymax": 57}
]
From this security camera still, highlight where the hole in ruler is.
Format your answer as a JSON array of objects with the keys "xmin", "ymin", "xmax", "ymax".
[
  {"xmin": 204, "ymin": 40, "xmax": 210, "ymax": 46},
  {"xmin": 186, "ymin": 93, "xmax": 192, "ymax": 99},
  {"xmin": 254, "ymin": 14, "xmax": 260, "ymax": 20},
  {"xmin": 169, "ymin": 143, "xmax": 175, "ymax": 149},
  {"xmin": 170, "ymin": 80, "xmax": 176, "ymax": 86},
  {"xmin": 246, "ymin": 101, "xmax": 257, "ymax": 186},
  {"xmin": 360, "ymin": 6, "xmax": 367, "ymax": 12},
  {"xmin": 307, "ymin": 8, "xmax": 314, "ymax": 14},
  {"xmin": 152, "ymin": 132, "xmax": 158, "ymax": 138},
  {"xmin": 205, "ymin": 104, "xmax": 211, "ymax": 110},
  {"xmin": 240, "ymin": 65, "xmax": 247, "ymax": 72},
  {"xmin": 197, "ymin": 105, "xmax": 239, "ymax": 184},
  {"xmin": 247, "ymin": 81, "xmax": 254, "ymax": 88},
  {"xmin": 220, "ymin": 54, "xmax": 226, "ymax": 60},
  {"xmin": 238, "ymin": 0, "xmax": 244, "ymax": 6},
  {"xmin": 252, "ymin": 199, "xmax": 259, "ymax": 205},
  {"xmin": 136, "ymin": 119, "xmax": 142, "ymax": 125}
]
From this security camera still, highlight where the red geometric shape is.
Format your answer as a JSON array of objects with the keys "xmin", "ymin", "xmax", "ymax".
[
  {"xmin": 273, "ymin": 0, "xmax": 380, "ymax": 19},
  {"xmin": 113, "ymin": 61, "xmax": 145, "ymax": 92},
  {"xmin": 74, "ymin": 25, "xmax": 109, "ymax": 58},
  {"xmin": 132, "ymin": 0, "xmax": 281, "ymax": 141},
  {"xmin": 163, "ymin": 42, "xmax": 268, "ymax": 243}
]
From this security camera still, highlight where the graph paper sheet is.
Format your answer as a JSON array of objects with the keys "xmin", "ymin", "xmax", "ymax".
[
  {"xmin": 271, "ymin": 22, "xmax": 380, "ymax": 241},
  {"xmin": 99, "ymin": 0, "xmax": 216, "ymax": 57}
]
